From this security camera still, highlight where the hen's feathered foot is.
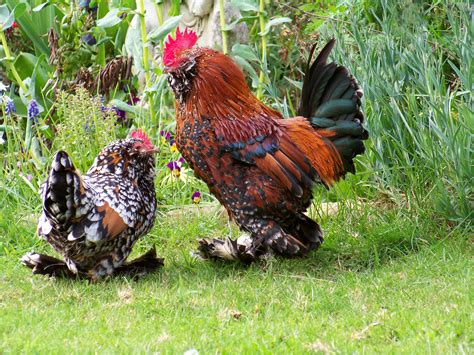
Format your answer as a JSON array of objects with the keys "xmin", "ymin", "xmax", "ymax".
[
  {"xmin": 114, "ymin": 247, "xmax": 164, "ymax": 279},
  {"xmin": 197, "ymin": 235, "xmax": 265, "ymax": 264},
  {"xmin": 22, "ymin": 248, "xmax": 163, "ymax": 281},
  {"xmin": 21, "ymin": 252, "xmax": 77, "ymax": 279}
]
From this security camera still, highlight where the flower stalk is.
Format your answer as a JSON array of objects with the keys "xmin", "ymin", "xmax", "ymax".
[
  {"xmin": 154, "ymin": 0, "xmax": 164, "ymax": 26},
  {"xmin": 218, "ymin": 0, "xmax": 228, "ymax": 54},
  {"xmin": 138, "ymin": 0, "xmax": 156, "ymax": 121},
  {"xmin": 0, "ymin": 29, "xmax": 29, "ymax": 96},
  {"xmin": 256, "ymin": 0, "xmax": 267, "ymax": 100}
]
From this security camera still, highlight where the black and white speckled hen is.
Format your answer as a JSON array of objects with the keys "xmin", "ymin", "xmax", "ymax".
[{"xmin": 21, "ymin": 130, "xmax": 163, "ymax": 280}]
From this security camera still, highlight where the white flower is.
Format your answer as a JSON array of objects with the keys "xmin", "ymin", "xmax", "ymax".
[{"xmin": 0, "ymin": 81, "xmax": 9, "ymax": 94}]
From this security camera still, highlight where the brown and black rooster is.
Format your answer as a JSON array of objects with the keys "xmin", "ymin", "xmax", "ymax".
[
  {"xmin": 22, "ymin": 130, "xmax": 163, "ymax": 280},
  {"xmin": 163, "ymin": 29, "xmax": 368, "ymax": 262}
]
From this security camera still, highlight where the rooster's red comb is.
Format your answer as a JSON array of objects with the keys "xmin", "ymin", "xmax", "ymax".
[
  {"xmin": 131, "ymin": 129, "xmax": 152, "ymax": 147},
  {"xmin": 163, "ymin": 27, "xmax": 198, "ymax": 67}
]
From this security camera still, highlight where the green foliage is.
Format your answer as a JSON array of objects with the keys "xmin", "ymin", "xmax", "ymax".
[
  {"xmin": 324, "ymin": 1, "xmax": 472, "ymax": 223},
  {"xmin": 53, "ymin": 88, "xmax": 119, "ymax": 171}
]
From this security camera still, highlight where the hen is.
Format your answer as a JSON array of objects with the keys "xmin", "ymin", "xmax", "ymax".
[
  {"xmin": 164, "ymin": 29, "xmax": 368, "ymax": 262},
  {"xmin": 22, "ymin": 130, "xmax": 163, "ymax": 280}
]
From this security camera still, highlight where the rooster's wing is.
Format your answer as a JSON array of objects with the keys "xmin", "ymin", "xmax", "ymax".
[{"xmin": 213, "ymin": 113, "xmax": 340, "ymax": 197}]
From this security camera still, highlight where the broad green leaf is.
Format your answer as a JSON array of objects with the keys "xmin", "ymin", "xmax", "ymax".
[
  {"xmin": 14, "ymin": 3, "xmax": 27, "ymax": 17},
  {"xmin": 148, "ymin": 15, "xmax": 182, "ymax": 42},
  {"xmin": 259, "ymin": 17, "xmax": 291, "ymax": 36},
  {"xmin": 13, "ymin": 53, "xmax": 50, "ymax": 91},
  {"xmin": 231, "ymin": 0, "xmax": 258, "ymax": 13},
  {"xmin": 96, "ymin": 9, "xmax": 123, "ymax": 28},
  {"xmin": 14, "ymin": 53, "xmax": 51, "ymax": 110},
  {"xmin": 224, "ymin": 15, "xmax": 257, "ymax": 31},
  {"xmin": 114, "ymin": 17, "xmax": 131, "ymax": 54},
  {"xmin": 109, "ymin": 99, "xmax": 138, "ymax": 114},
  {"xmin": 169, "ymin": 0, "xmax": 180, "ymax": 16},
  {"xmin": 6, "ymin": 0, "xmax": 51, "ymax": 55},
  {"xmin": 96, "ymin": 36, "xmax": 112, "ymax": 46},
  {"xmin": 0, "ymin": 125, "xmax": 15, "ymax": 132},
  {"xmin": 123, "ymin": 15, "xmax": 143, "ymax": 70},
  {"xmin": 0, "ymin": 4, "xmax": 13, "ymax": 30},
  {"xmin": 231, "ymin": 44, "xmax": 259, "ymax": 62},
  {"xmin": 33, "ymin": 2, "xmax": 50, "ymax": 12},
  {"xmin": 223, "ymin": 17, "xmax": 247, "ymax": 31}
]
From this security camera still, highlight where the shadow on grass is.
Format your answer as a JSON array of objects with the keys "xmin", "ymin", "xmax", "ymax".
[
  {"xmin": 153, "ymin": 209, "xmax": 453, "ymax": 285},
  {"xmin": 3, "ymin": 199, "xmax": 464, "ymax": 288}
]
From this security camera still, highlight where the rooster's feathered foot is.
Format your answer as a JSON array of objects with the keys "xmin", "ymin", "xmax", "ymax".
[
  {"xmin": 197, "ymin": 234, "xmax": 267, "ymax": 264},
  {"xmin": 114, "ymin": 247, "xmax": 164, "ymax": 279},
  {"xmin": 21, "ymin": 252, "xmax": 77, "ymax": 279}
]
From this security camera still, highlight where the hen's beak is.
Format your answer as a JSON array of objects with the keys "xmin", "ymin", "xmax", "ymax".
[
  {"xmin": 162, "ymin": 66, "xmax": 171, "ymax": 74},
  {"xmin": 139, "ymin": 145, "xmax": 160, "ymax": 155}
]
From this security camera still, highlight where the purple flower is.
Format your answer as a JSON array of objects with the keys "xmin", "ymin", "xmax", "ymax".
[
  {"xmin": 84, "ymin": 116, "xmax": 95, "ymax": 133},
  {"xmin": 112, "ymin": 106, "xmax": 126, "ymax": 122},
  {"xmin": 99, "ymin": 105, "xmax": 109, "ymax": 115},
  {"xmin": 128, "ymin": 95, "xmax": 140, "ymax": 105},
  {"xmin": 167, "ymin": 160, "xmax": 181, "ymax": 177},
  {"xmin": 160, "ymin": 130, "xmax": 171, "ymax": 140},
  {"xmin": 192, "ymin": 191, "xmax": 201, "ymax": 204},
  {"xmin": 160, "ymin": 130, "xmax": 172, "ymax": 145},
  {"xmin": 27, "ymin": 99, "xmax": 40, "ymax": 122},
  {"xmin": 166, "ymin": 161, "xmax": 180, "ymax": 170},
  {"xmin": 81, "ymin": 33, "xmax": 97, "ymax": 45},
  {"xmin": 178, "ymin": 157, "xmax": 185, "ymax": 164},
  {"xmin": 79, "ymin": 0, "xmax": 97, "ymax": 12},
  {"xmin": 4, "ymin": 96, "xmax": 16, "ymax": 115}
]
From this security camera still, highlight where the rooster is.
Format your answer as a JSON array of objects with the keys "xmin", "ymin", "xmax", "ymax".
[
  {"xmin": 163, "ymin": 28, "xmax": 368, "ymax": 262},
  {"xmin": 21, "ymin": 130, "xmax": 163, "ymax": 280}
]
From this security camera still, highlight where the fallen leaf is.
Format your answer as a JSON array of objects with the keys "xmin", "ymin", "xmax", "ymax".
[
  {"xmin": 305, "ymin": 340, "xmax": 332, "ymax": 353},
  {"xmin": 351, "ymin": 321, "xmax": 381, "ymax": 340},
  {"xmin": 117, "ymin": 288, "xmax": 133, "ymax": 303},
  {"xmin": 231, "ymin": 310, "xmax": 242, "ymax": 319}
]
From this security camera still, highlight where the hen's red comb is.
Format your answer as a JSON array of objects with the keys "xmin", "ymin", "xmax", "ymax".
[
  {"xmin": 131, "ymin": 129, "xmax": 152, "ymax": 147},
  {"xmin": 163, "ymin": 27, "xmax": 198, "ymax": 67}
]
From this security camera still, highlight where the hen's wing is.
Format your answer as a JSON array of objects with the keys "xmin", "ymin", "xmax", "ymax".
[
  {"xmin": 67, "ymin": 174, "xmax": 143, "ymax": 243},
  {"xmin": 40, "ymin": 151, "xmax": 132, "ymax": 244}
]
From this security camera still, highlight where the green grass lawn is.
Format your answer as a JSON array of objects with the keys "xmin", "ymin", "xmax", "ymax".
[{"xmin": 1, "ymin": 200, "xmax": 471, "ymax": 353}]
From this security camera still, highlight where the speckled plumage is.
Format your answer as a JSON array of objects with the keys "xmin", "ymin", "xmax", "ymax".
[
  {"xmin": 164, "ymin": 33, "xmax": 367, "ymax": 262},
  {"xmin": 22, "ymin": 136, "xmax": 163, "ymax": 280}
]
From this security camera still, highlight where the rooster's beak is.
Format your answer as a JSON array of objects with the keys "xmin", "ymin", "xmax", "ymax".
[{"xmin": 163, "ymin": 66, "xmax": 170, "ymax": 74}]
